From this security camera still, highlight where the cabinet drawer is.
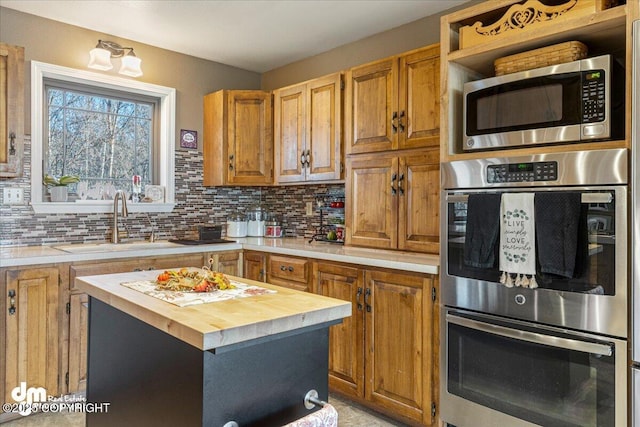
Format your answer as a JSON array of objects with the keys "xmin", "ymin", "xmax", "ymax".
[{"xmin": 268, "ymin": 255, "xmax": 309, "ymax": 284}]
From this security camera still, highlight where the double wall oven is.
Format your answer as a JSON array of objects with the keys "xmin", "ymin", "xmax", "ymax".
[{"xmin": 440, "ymin": 149, "xmax": 628, "ymax": 427}]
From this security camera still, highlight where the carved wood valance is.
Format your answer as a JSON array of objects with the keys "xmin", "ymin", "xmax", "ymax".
[{"xmin": 459, "ymin": 0, "xmax": 597, "ymax": 49}]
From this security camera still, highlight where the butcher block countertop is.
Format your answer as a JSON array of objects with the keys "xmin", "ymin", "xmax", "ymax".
[{"xmin": 75, "ymin": 269, "xmax": 351, "ymax": 351}]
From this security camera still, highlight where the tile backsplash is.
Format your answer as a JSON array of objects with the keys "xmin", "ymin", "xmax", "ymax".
[{"xmin": 0, "ymin": 137, "xmax": 344, "ymax": 247}]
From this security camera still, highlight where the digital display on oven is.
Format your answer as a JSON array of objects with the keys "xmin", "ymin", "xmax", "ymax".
[
  {"xmin": 509, "ymin": 163, "xmax": 534, "ymax": 172},
  {"xmin": 487, "ymin": 161, "xmax": 558, "ymax": 183}
]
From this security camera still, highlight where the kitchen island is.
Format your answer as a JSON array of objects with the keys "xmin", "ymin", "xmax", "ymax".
[{"xmin": 75, "ymin": 270, "xmax": 351, "ymax": 427}]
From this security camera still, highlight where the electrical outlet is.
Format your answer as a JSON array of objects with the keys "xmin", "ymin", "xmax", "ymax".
[
  {"xmin": 305, "ymin": 201, "xmax": 313, "ymax": 216},
  {"xmin": 3, "ymin": 188, "xmax": 24, "ymax": 205}
]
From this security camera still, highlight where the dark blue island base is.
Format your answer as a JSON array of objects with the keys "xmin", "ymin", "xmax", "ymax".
[{"xmin": 86, "ymin": 298, "xmax": 331, "ymax": 426}]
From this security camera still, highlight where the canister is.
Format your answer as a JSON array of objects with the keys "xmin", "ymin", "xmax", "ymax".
[
  {"xmin": 247, "ymin": 204, "xmax": 268, "ymax": 237},
  {"xmin": 265, "ymin": 219, "xmax": 283, "ymax": 238},
  {"xmin": 226, "ymin": 213, "xmax": 248, "ymax": 238}
]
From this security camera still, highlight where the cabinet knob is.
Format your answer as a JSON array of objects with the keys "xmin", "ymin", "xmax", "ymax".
[
  {"xmin": 288, "ymin": 266, "xmax": 294, "ymax": 272},
  {"xmin": 280, "ymin": 265, "xmax": 286, "ymax": 271}
]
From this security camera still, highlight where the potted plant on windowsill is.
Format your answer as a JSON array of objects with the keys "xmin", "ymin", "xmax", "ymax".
[{"xmin": 43, "ymin": 174, "xmax": 80, "ymax": 202}]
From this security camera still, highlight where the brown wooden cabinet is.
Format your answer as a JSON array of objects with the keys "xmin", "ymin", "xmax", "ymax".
[
  {"xmin": 0, "ymin": 43, "xmax": 24, "ymax": 177},
  {"xmin": 274, "ymin": 72, "xmax": 343, "ymax": 183},
  {"xmin": 203, "ymin": 90, "xmax": 273, "ymax": 186},
  {"xmin": 267, "ymin": 254, "xmax": 311, "ymax": 292},
  {"xmin": 207, "ymin": 251, "xmax": 241, "ymax": 276},
  {"xmin": 2, "ymin": 267, "xmax": 61, "ymax": 408},
  {"xmin": 243, "ymin": 251, "xmax": 267, "ymax": 282},
  {"xmin": 315, "ymin": 263, "xmax": 437, "ymax": 426},
  {"xmin": 345, "ymin": 148, "xmax": 439, "ymax": 253},
  {"xmin": 345, "ymin": 44, "xmax": 440, "ymax": 155},
  {"xmin": 67, "ymin": 293, "xmax": 88, "ymax": 394}
]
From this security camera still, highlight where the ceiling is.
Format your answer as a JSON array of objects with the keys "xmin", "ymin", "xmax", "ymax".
[{"xmin": 0, "ymin": 0, "xmax": 467, "ymax": 73}]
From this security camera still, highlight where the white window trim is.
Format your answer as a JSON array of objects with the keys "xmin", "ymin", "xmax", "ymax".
[{"xmin": 31, "ymin": 61, "xmax": 176, "ymax": 214}]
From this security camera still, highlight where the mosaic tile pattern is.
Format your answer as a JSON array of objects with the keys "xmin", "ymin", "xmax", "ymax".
[{"xmin": 0, "ymin": 138, "xmax": 344, "ymax": 247}]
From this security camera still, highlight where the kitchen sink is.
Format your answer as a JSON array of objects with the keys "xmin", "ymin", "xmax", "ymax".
[{"xmin": 53, "ymin": 240, "xmax": 180, "ymax": 254}]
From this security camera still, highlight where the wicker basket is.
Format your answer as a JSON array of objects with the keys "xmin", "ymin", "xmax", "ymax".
[{"xmin": 494, "ymin": 41, "xmax": 588, "ymax": 76}]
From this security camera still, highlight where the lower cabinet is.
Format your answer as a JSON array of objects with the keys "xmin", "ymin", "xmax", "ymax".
[
  {"xmin": 243, "ymin": 251, "xmax": 267, "ymax": 282},
  {"xmin": 315, "ymin": 263, "xmax": 437, "ymax": 426},
  {"xmin": 1, "ymin": 267, "xmax": 62, "ymax": 418},
  {"xmin": 68, "ymin": 293, "xmax": 88, "ymax": 394},
  {"xmin": 207, "ymin": 251, "xmax": 241, "ymax": 276}
]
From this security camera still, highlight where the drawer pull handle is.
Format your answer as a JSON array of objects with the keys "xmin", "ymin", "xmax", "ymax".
[
  {"xmin": 288, "ymin": 266, "xmax": 294, "ymax": 272},
  {"xmin": 280, "ymin": 265, "xmax": 286, "ymax": 271},
  {"xmin": 356, "ymin": 287, "xmax": 363, "ymax": 311},
  {"xmin": 365, "ymin": 288, "xmax": 371, "ymax": 312}
]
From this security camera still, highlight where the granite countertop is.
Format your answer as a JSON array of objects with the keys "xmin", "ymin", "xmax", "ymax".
[
  {"xmin": 75, "ymin": 270, "xmax": 351, "ymax": 351},
  {"xmin": 0, "ymin": 237, "xmax": 439, "ymax": 274}
]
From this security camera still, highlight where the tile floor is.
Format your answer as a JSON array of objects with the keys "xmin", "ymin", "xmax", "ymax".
[{"xmin": 2, "ymin": 394, "xmax": 408, "ymax": 426}]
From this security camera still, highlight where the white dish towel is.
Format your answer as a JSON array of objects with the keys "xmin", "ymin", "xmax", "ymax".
[{"xmin": 499, "ymin": 193, "xmax": 538, "ymax": 288}]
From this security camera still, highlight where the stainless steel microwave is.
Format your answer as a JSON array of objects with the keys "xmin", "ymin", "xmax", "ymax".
[{"xmin": 463, "ymin": 54, "xmax": 624, "ymax": 151}]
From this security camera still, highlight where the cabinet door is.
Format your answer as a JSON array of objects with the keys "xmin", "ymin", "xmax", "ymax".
[
  {"xmin": 216, "ymin": 252, "xmax": 240, "ymax": 276},
  {"xmin": 398, "ymin": 149, "xmax": 440, "ymax": 254},
  {"xmin": 315, "ymin": 263, "xmax": 364, "ymax": 398},
  {"xmin": 4, "ymin": 268, "xmax": 60, "ymax": 404},
  {"xmin": 346, "ymin": 58, "xmax": 398, "ymax": 154},
  {"xmin": 68, "ymin": 293, "xmax": 88, "ymax": 394},
  {"xmin": 307, "ymin": 73, "xmax": 343, "ymax": 181},
  {"xmin": 227, "ymin": 91, "xmax": 273, "ymax": 185},
  {"xmin": 243, "ymin": 251, "xmax": 267, "ymax": 282},
  {"xmin": 364, "ymin": 270, "xmax": 433, "ymax": 425},
  {"xmin": 0, "ymin": 43, "xmax": 24, "ymax": 177},
  {"xmin": 345, "ymin": 154, "xmax": 397, "ymax": 249},
  {"xmin": 274, "ymin": 84, "xmax": 306, "ymax": 183},
  {"xmin": 398, "ymin": 45, "xmax": 440, "ymax": 150}
]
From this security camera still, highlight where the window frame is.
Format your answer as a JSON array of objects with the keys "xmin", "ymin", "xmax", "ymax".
[{"xmin": 31, "ymin": 61, "xmax": 176, "ymax": 214}]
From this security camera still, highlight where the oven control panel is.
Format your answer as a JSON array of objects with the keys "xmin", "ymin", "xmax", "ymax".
[{"xmin": 487, "ymin": 161, "xmax": 558, "ymax": 183}]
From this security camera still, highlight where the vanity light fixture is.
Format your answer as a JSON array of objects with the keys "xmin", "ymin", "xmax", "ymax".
[{"xmin": 88, "ymin": 40, "xmax": 143, "ymax": 77}]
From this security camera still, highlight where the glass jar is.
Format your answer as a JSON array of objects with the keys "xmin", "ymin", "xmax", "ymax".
[
  {"xmin": 247, "ymin": 204, "xmax": 268, "ymax": 237},
  {"xmin": 226, "ymin": 213, "xmax": 247, "ymax": 238},
  {"xmin": 265, "ymin": 219, "xmax": 283, "ymax": 238}
]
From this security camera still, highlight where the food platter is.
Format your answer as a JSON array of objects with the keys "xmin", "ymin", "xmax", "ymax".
[{"xmin": 155, "ymin": 268, "xmax": 234, "ymax": 293}]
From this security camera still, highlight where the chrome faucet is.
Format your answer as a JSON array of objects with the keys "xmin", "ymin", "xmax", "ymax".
[{"xmin": 112, "ymin": 190, "xmax": 129, "ymax": 243}]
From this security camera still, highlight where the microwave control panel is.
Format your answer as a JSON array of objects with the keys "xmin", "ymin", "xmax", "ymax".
[
  {"xmin": 487, "ymin": 161, "xmax": 558, "ymax": 183},
  {"xmin": 581, "ymin": 70, "xmax": 606, "ymax": 123}
]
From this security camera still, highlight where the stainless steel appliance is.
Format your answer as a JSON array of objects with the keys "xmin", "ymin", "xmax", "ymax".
[
  {"xmin": 463, "ymin": 55, "xmax": 624, "ymax": 152},
  {"xmin": 631, "ymin": 18, "xmax": 640, "ymax": 427},
  {"xmin": 440, "ymin": 149, "xmax": 628, "ymax": 426}
]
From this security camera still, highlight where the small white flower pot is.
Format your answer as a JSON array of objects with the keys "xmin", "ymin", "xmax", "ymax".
[{"xmin": 50, "ymin": 186, "xmax": 68, "ymax": 202}]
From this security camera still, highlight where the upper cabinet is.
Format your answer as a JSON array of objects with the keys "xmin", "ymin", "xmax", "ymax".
[
  {"xmin": 273, "ymin": 72, "xmax": 343, "ymax": 183},
  {"xmin": 345, "ymin": 43, "xmax": 440, "ymax": 155},
  {"xmin": 203, "ymin": 90, "xmax": 273, "ymax": 186},
  {"xmin": 440, "ymin": 0, "xmax": 639, "ymax": 162},
  {"xmin": 0, "ymin": 43, "xmax": 24, "ymax": 178}
]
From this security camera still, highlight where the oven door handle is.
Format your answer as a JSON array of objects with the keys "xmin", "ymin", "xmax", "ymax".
[
  {"xmin": 446, "ymin": 193, "xmax": 613, "ymax": 204},
  {"xmin": 447, "ymin": 313, "xmax": 613, "ymax": 356}
]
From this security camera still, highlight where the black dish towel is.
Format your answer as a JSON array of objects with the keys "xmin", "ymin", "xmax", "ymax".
[
  {"xmin": 534, "ymin": 192, "xmax": 582, "ymax": 278},
  {"xmin": 463, "ymin": 193, "xmax": 501, "ymax": 268}
]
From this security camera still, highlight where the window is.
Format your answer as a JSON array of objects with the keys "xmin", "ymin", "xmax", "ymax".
[{"xmin": 31, "ymin": 61, "xmax": 176, "ymax": 214}]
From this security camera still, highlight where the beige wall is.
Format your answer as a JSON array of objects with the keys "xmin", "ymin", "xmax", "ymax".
[
  {"xmin": 261, "ymin": 0, "xmax": 480, "ymax": 90},
  {"xmin": 0, "ymin": 7, "xmax": 261, "ymax": 150}
]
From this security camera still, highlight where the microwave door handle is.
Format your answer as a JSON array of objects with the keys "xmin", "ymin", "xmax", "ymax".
[{"xmin": 447, "ymin": 313, "xmax": 613, "ymax": 356}]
